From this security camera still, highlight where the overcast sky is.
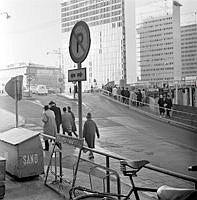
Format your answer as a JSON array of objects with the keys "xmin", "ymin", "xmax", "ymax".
[{"xmin": 0, "ymin": 0, "xmax": 196, "ymax": 68}]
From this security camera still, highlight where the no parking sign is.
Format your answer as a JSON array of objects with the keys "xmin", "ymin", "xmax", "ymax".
[{"xmin": 69, "ymin": 21, "xmax": 91, "ymax": 64}]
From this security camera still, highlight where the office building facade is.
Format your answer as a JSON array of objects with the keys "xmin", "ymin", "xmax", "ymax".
[
  {"xmin": 61, "ymin": 0, "xmax": 136, "ymax": 91},
  {"xmin": 181, "ymin": 23, "xmax": 197, "ymax": 79},
  {"xmin": 0, "ymin": 63, "xmax": 61, "ymax": 92},
  {"xmin": 137, "ymin": 1, "xmax": 182, "ymax": 87}
]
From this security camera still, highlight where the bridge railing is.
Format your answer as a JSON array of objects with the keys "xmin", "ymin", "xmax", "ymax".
[{"xmin": 98, "ymin": 89, "xmax": 197, "ymax": 130}]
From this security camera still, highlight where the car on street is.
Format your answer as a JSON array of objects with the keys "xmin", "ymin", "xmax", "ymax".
[{"xmin": 36, "ymin": 85, "xmax": 48, "ymax": 95}]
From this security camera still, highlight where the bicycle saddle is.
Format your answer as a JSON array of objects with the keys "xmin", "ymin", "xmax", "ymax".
[
  {"xmin": 120, "ymin": 160, "xmax": 149, "ymax": 169},
  {"xmin": 157, "ymin": 185, "xmax": 197, "ymax": 200}
]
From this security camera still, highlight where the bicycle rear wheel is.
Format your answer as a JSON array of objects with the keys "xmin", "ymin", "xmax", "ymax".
[{"xmin": 73, "ymin": 193, "xmax": 117, "ymax": 200}]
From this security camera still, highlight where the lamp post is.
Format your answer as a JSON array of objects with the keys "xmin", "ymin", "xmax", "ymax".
[
  {"xmin": 0, "ymin": 12, "xmax": 11, "ymax": 19},
  {"xmin": 46, "ymin": 48, "xmax": 64, "ymax": 93}
]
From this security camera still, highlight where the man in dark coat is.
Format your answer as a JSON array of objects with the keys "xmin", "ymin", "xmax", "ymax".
[
  {"xmin": 158, "ymin": 94, "xmax": 165, "ymax": 117},
  {"xmin": 67, "ymin": 106, "xmax": 78, "ymax": 137},
  {"xmin": 83, "ymin": 112, "xmax": 100, "ymax": 159},
  {"xmin": 164, "ymin": 95, "xmax": 172, "ymax": 118},
  {"xmin": 49, "ymin": 101, "xmax": 62, "ymax": 133}
]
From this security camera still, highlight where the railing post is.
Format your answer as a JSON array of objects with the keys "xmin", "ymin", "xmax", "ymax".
[
  {"xmin": 106, "ymin": 156, "xmax": 110, "ymax": 193},
  {"xmin": 59, "ymin": 144, "xmax": 63, "ymax": 183}
]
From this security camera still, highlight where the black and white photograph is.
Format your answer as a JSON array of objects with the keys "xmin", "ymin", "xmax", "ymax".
[{"xmin": 0, "ymin": 0, "xmax": 197, "ymax": 199}]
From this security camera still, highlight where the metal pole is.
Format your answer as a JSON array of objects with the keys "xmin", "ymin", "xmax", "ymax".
[
  {"xmin": 106, "ymin": 156, "xmax": 110, "ymax": 193},
  {"xmin": 78, "ymin": 63, "xmax": 83, "ymax": 138},
  {"xmin": 15, "ymin": 79, "xmax": 18, "ymax": 128}
]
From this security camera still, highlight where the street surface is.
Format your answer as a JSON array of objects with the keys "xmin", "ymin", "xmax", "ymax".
[{"xmin": 0, "ymin": 93, "xmax": 196, "ymax": 179}]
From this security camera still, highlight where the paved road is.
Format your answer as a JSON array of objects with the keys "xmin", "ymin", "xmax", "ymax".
[{"xmin": 0, "ymin": 93, "xmax": 196, "ymax": 179}]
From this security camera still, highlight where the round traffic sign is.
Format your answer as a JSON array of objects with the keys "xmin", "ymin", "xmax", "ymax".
[{"xmin": 69, "ymin": 21, "xmax": 91, "ymax": 63}]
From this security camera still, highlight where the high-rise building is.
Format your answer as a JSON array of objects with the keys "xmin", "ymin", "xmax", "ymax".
[
  {"xmin": 61, "ymin": 0, "xmax": 136, "ymax": 91},
  {"xmin": 181, "ymin": 23, "xmax": 197, "ymax": 79},
  {"xmin": 137, "ymin": 1, "xmax": 182, "ymax": 87}
]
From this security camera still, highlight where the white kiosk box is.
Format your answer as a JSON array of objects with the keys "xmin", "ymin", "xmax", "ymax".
[{"xmin": 0, "ymin": 127, "xmax": 44, "ymax": 178}]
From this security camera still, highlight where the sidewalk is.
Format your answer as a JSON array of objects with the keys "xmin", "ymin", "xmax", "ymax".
[
  {"xmin": 0, "ymin": 108, "xmax": 25, "ymax": 132},
  {"xmin": 0, "ymin": 107, "xmax": 196, "ymax": 200}
]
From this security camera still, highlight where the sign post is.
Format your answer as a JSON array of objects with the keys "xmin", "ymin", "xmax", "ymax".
[
  {"xmin": 69, "ymin": 21, "xmax": 91, "ymax": 138},
  {"xmin": 5, "ymin": 75, "xmax": 23, "ymax": 128}
]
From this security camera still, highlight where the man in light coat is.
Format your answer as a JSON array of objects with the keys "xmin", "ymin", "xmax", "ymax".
[{"xmin": 42, "ymin": 105, "xmax": 57, "ymax": 151}]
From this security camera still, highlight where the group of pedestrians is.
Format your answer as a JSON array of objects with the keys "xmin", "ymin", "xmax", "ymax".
[
  {"xmin": 41, "ymin": 101, "xmax": 100, "ymax": 160},
  {"xmin": 158, "ymin": 94, "xmax": 173, "ymax": 118},
  {"xmin": 41, "ymin": 101, "xmax": 77, "ymax": 151}
]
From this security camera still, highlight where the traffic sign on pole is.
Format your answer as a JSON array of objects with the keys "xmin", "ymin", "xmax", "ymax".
[
  {"xmin": 68, "ymin": 68, "xmax": 86, "ymax": 82},
  {"xmin": 69, "ymin": 21, "xmax": 91, "ymax": 64},
  {"xmin": 69, "ymin": 21, "xmax": 91, "ymax": 139},
  {"xmin": 5, "ymin": 75, "xmax": 23, "ymax": 101}
]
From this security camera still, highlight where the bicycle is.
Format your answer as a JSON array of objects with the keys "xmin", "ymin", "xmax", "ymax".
[{"xmin": 70, "ymin": 160, "xmax": 197, "ymax": 200}]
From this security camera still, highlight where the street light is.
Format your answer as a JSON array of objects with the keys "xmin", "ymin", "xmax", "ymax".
[
  {"xmin": 46, "ymin": 48, "xmax": 64, "ymax": 93},
  {"xmin": 0, "ymin": 12, "xmax": 11, "ymax": 19}
]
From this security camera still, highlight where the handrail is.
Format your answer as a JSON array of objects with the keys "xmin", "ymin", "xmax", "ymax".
[
  {"xmin": 41, "ymin": 132, "xmax": 197, "ymax": 198},
  {"xmin": 82, "ymin": 146, "xmax": 197, "ymax": 189},
  {"xmin": 98, "ymin": 89, "xmax": 197, "ymax": 129}
]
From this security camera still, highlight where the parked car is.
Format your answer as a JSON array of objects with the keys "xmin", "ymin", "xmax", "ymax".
[
  {"xmin": 36, "ymin": 85, "xmax": 48, "ymax": 95},
  {"xmin": 30, "ymin": 85, "xmax": 37, "ymax": 94},
  {"xmin": 48, "ymin": 88, "xmax": 56, "ymax": 94}
]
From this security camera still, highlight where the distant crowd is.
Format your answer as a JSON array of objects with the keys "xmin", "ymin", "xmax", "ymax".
[{"xmin": 103, "ymin": 85, "xmax": 173, "ymax": 117}]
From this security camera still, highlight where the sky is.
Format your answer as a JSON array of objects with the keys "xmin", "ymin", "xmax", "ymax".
[{"xmin": 0, "ymin": 0, "xmax": 196, "ymax": 68}]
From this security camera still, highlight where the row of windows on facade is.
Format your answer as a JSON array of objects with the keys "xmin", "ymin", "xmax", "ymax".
[
  {"xmin": 139, "ymin": 32, "xmax": 173, "ymax": 39},
  {"xmin": 62, "ymin": 3, "xmax": 121, "ymax": 18},
  {"xmin": 182, "ymin": 66, "xmax": 197, "ymax": 70},
  {"xmin": 62, "ymin": 9, "xmax": 121, "ymax": 23},
  {"xmin": 62, "ymin": 18, "xmax": 122, "ymax": 32},
  {"xmin": 62, "ymin": 0, "xmax": 105, "ymax": 7},
  {"xmin": 181, "ymin": 41, "xmax": 197, "ymax": 45},
  {"xmin": 181, "ymin": 45, "xmax": 197, "ymax": 49},
  {"xmin": 140, "ymin": 52, "xmax": 173, "ymax": 58},
  {"xmin": 62, "ymin": 14, "xmax": 121, "ymax": 28},
  {"xmin": 142, "ymin": 17, "xmax": 172, "ymax": 25},
  {"xmin": 141, "ymin": 67, "xmax": 174, "ymax": 72},
  {"xmin": 182, "ymin": 62, "xmax": 197, "ymax": 66},
  {"xmin": 181, "ymin": 37, "xmax": 197, "ymax": 41},
  {"xmin": 182, "ymin": 54, "xmax": 197, "ymax": 57},
  {"xmin": 141, "ymin": 77, "xmax": 174, "ymax": 81},
  {"xmin": 182, "ymin": 58, "xmax": 197, "ymax": 62},
  {"xmin": 140, "ymin": 63, "xmax": 173, "ymax": 68},
  {"xmin": 61, "ymin": 0, "xmax": 121, "ymax": 12},
  {"xmin": 139, "ymin": 57, "xmax": 173, "ymax": 62},
  {"xmin": 181, "ymin": 49, "xmax": 197, "ymax": 53},
  {"xmin": 181, "ymin": 27, "xmax": 197, "ymax": 33},
  {"xmin": 138, "ymin": 37, "xmax": 173, "ymax": 44},
  {"xmin": 138, "ymin": 21, "xmax": 173, "ymax": 30},
  {"xmin": 181, "ymin": 33, "xmax": 197, "ymax": 37},
  {"xmin": 182, "ymin": 71, "xmax": 197, "ymax": 74},
  {"xmin": 140, "ymin": 42, "xmax": 173, "ymax": 49},
  {"xmin": 138, "ymin": 26, "xmax": 173, "ymax": 35},
  {"xmin": 140, "ymin": 47, "xmax": 173, "ymax": 53}
]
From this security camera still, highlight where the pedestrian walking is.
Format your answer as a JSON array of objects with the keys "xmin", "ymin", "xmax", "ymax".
[
  {"xmin": 83, "ymin": 112, "xmax": 100, "ymax": 159},
  {"xmin": 136, "ymin": 89, "xmax": 142, "ymax": 107},
  {"xmin": 158, "ymin": 94, "xmax": 165, "ymax": 117},
  {"xmin": 68, "ymin": 106, "xmax": 78, "ymax": 137},
  {"xmin": 41, "ymin": 105, "xmax": 57, "ymax": 151},
  {"xmin": 49, "ymin": 101, "xmax": 62, "ymax": 133},
  {"xmin": 61, "ymin": 107, "xmax": 73, "ymax": 136},
  {"xmin": 164, "ymin": 95, "xmax": 173, "ymax": 118}
]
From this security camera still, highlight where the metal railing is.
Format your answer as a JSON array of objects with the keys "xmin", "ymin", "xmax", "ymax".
[
  {"xmin": 98, "ymin": 89, "xmax": 197, "ymax": 130},
  {"xmin": 40, "ymin": 132, "xmax": 197, "ymax": 200}
]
